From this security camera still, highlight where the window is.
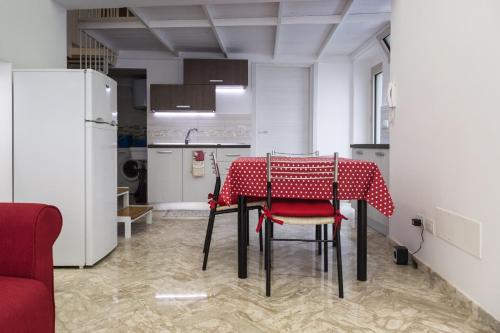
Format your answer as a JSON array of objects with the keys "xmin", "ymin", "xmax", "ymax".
[
  {"xmin": 382, "ymin": 34, "xmax": 391, "ymax": 51},
  {"xmin": 371, "ymin": 63, "xmax": 383, "ymax": 144},
  {"xmin": 377, "ymin": 26, "xmax": 391, "ymax": 57}
]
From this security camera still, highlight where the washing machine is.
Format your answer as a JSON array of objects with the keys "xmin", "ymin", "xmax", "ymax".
[{"xmin": 118, "ymin": 148, "xmax": 142, "ymax": 194}]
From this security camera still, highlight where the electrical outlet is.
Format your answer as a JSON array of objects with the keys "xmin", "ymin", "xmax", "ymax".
[
  {"xmin": 412, "ymin": 215, "xmax": 424, "ymax": 227},
  {"xmin": 424, "ymin": 218, "xmax": 435, "ymax": 235}
]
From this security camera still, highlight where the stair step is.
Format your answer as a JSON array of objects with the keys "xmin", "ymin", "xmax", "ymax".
[{"xmin": 118, "ymin": 205, "xmax": 153, "ymax": 220}]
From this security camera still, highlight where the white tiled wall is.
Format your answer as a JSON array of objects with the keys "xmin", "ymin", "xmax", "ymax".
[{"xmin": 148, "ymin": 114, "xmax": 252, "ymax": 144}]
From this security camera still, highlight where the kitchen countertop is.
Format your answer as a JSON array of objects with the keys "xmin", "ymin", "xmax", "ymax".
[
  {"xmin": 148, "ymin": 143, "xmax": 251, "ymax": 148},
  {"xmin": 350, "ymin": 144, "xmax": 390, "ymax": 149}
]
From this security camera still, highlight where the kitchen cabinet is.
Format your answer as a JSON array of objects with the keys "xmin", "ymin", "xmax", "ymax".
[
  {"xmin": 150, "ymin": 84, "xmax": 215, "ymax": 112},
  {"xmin": 148, "ymin": 146, "xmax": 251, "ymax": 204},
  {"xmin": 182, "ymin": 148, "xmax": 217, "ymax": 202},
  {"xmin": 216, "ymin": 148, "xmax": 251, "ymax": 181},
  {"xmin": 351, "ymin": 145, "xmax": 390, "ymax": 235},
  {"xmin": 148, "ymin": 148, "xmax": 183, "ymax": 203},
  {"xmin": 184, "ymin": 59, "xmax": 248, "ymax": 87}
]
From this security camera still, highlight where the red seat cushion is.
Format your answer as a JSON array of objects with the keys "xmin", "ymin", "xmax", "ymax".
[
  {"xmin": 0, "ymin": 276, "xmax": 54, "ymax": 333},
  {"xmin": 270, "ymin": 199, "xmax": 334, "ymax": 217}
]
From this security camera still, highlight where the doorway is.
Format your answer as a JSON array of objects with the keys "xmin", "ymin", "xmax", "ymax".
[
  {"xmin": 108, "ymin": 68, "xmax": 148, "ymax": 204},
  {"xmin": 255, "ymin": 65, "xmax": 312, "ymax": 156}
]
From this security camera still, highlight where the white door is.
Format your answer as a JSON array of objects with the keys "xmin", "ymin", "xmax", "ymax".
[
  {"xmin": 85, "ymin": 122, "xmax": 117, "ymax": 265},
  {"xmin": 256, "ymin": 65, "xmax": 311, "ymax": 155}
]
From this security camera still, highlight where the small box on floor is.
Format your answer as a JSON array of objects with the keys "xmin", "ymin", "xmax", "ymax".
[{"xmin": 393, "ymin": 246, "xmax": 408, "ymax": 265}]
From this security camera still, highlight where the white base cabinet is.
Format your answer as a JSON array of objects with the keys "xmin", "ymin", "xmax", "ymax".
[
  {"xmin": 148, "ymin": 148, "xmax": 183, "ymax": 204},
  {"xmin": 148, "ymin": 147, "xmax": 250, "ymax": 204},
  {"xmin": 352, "ymin": 147, "xmax": 390, "ymax": 235},
  {"xmin": 182, "ymin": 148, "xmax": 217, "ymax": 202}
]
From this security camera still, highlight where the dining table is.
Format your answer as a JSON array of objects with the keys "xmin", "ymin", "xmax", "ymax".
[{"xmin": 217, "ymin": 156, "xmax": 395, "ymax": 281}]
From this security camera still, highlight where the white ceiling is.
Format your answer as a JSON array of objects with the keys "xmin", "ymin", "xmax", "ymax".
[{"xmin": 73, "ymin": 0, "xmax": 390, "ymax": 60}]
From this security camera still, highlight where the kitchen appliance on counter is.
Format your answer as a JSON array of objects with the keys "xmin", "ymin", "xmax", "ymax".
[{"xmin": 13, "ymin": 69, "xmax": 118, "ymax": 267}]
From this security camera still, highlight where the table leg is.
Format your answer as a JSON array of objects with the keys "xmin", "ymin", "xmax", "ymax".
[
  {"xmin": 237, "ymin": 195, "xmax": 248, "ymax": 279},
  {"xmin": 357, "ymin": 200, "xmax": 367, "ymax": 281},
  {"xmin": 246, "ymin": 207, "xmax": 250, "ymax": 246}
]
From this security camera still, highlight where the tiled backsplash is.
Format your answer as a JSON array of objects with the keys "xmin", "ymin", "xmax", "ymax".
[{"xmin": 147, "ymin": 114, "xmax": 252, "ymax": 144}]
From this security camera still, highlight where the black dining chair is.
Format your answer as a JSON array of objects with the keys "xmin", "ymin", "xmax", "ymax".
[
  {"xmin": 202, "ymin": 153, "xmax": 265, "ymax": 271},
  {"xmin": 260, "ymin": 152, "xmax": 346, "ymax": 298}
]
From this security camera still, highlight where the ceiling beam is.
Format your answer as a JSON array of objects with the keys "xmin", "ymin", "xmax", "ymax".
[
  {"xmin": 56, "ymin": 0, "xmax": 316, "ymax": 10},
  {"xmin": 273, "ymin": 2, "xmax": 283, "ymax": 59},
  {"xmin": 79, "ymin": 20, "xmax": 146, "ymax": 30},
  {"xmin": 128, "ymin": 7, "xmax": 179, "ymax": 57},
  {"xmin": 282, "ymin": 15, "xmax": 341, "ymax": 25},
  {"xmin": 345, "ymin": 12, "xmax": 391, "ymax": 23},
  {"xmin": 150, "ymin": 19, "xmax": 211, "ymax": 28},
  {"xmin": 215, "ymin": 17, "xmax": 277, "ymax": 27},
  {"xmin": 316, "ymin": 0, "xmax": 355, "ymax": 59},
  {"xmin": 202, "ymin": 5, "xmax": 228, "ymax": 58},
  {"xmin": 77, "ymin": 12, "xmax": 387, "ymax": 30}
]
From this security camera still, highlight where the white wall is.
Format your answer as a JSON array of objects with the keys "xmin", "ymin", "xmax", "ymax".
[
  {"xmin": 0, "ymin": 61, "xmax": 12, "ymax": 202},
  {"xmin": 115, "ymin": 51, "xmax": 183, "ymax": 111},
  {"xmin": 351, "ymin": 40, "xmax": 389, "ymax": 144},
  {"xmin": 315, "ymin": 57, "xmax": 352, "ymax": 157},
  {"xmin": 390, "ymin": 0, "xmax": 500, "ymax": 320},
  {"xmin": 116, "ymin": 51, "xmax": 353, "ymax": 155},
  {"xmin": 0, "ymin": 0, "xmax": 67, "ymax": 68}
]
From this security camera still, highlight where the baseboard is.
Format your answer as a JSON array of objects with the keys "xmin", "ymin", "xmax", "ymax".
[{"xmin": 388, "ymin": 237, "xmax": 500, "ymax": 331}]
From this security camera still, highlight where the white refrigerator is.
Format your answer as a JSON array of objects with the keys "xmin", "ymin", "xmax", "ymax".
[{"xmin": 13, "ymin": 69, "xmax": 118, "ymax": 267}]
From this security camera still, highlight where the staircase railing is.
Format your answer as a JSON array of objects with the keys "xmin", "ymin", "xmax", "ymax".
[
  {"xmin": 77, "ymin": 8, "xmax": 133, "ymax": 20},
  {"xmin": 77, "ymin": 30, "xmax": 116, "ymax": 75}
]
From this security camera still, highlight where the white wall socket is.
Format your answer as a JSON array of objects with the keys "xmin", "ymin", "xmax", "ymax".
[{"xmin": 424, "ymin": 218, "xmax": 435, "ymax": 235}]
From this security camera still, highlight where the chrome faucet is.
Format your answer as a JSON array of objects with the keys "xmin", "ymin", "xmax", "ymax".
[{"xmin": 184, "ymin": 128, "xmax": 198, "ymax": 144}]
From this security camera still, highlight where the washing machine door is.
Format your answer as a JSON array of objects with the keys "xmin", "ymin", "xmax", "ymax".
[
  {"xmin": 122, "ymin": 159, "xmax": 139, "ymax": 180},
  {"xmin": 119, "ymin": 158, "xmax": 140, "ymax": 193}
]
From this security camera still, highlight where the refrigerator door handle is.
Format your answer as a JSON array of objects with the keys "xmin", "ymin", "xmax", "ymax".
[{"xmin": 86, "ymin": 119, "xmax": 111, "ymax": 125}]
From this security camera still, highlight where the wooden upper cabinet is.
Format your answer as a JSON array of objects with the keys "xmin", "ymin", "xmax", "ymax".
[
  {"xmin": 150, "ymin": 84, "xmax": 215, "ymax": 112},
  {"xmin": 184, "ymin": 59, "xmax": 248, "ymax": 86}
]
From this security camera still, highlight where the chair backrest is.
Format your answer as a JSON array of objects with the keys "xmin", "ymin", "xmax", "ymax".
[
  {"xmin": 265, "ymin": 152, "xmax": 339, "ymax": 209},
  {"xmin": 211, "ymin": 152, "xmax": 221, "ymax": 178},
  {"xmin": 271, "ymin": 150, "xmax": 320, "ymax": 157},
  {"xmin": 210, "ymin": 152, "xmax": 222, "ymax": 200}
]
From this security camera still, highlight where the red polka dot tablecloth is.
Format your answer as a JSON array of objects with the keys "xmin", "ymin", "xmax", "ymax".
[{"xmin": 218, "ymin": 157, "xmax": 394, "ymax": 217}]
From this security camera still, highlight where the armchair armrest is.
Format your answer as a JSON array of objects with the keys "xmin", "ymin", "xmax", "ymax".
[{"xmin": 0, "ymin": 203, "xmax": 62, "ymax": 295}]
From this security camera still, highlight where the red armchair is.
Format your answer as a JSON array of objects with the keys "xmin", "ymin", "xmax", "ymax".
[{"xmin": 0, "ymin": 203, "xmax": 62, "ymax": 333}]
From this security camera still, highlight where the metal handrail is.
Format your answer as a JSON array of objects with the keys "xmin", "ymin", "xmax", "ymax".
[
  {"xmin": 78, "ymin": 30, "xmax": 116, "ymax": 74},
  {"xmin": 77, "ymin": 8, "xmax": 133, "ymax": 20}
]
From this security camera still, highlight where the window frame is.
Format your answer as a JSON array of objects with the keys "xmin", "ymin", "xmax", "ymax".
[{"xmin": 371, "ymin": 63, "xmax": 383, "ymax": 144}]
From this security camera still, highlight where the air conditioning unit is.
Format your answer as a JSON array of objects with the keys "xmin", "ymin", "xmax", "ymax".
[{"xmin": 133, "ymin": 79, "xmax": 146, "ymax": 110}]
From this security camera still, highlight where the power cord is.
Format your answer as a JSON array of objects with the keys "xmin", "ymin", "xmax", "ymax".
[
  {"xmin": 410, "ymin": 224, "xmax": 424, "ymax": 269},
  {"xmin": 411, "ymin": 224, "xmax": 424, "ymax": 255}
]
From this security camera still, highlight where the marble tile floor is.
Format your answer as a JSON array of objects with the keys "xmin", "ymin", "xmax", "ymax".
[{"xmin": 55, "ymin": 213, "xmax": 495, "ymax": 332}]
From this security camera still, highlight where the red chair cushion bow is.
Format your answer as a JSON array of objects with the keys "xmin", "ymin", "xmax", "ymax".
[
  {"xmin": 207, "ymin": 193, "xmax": 219, "ymax": 210},
  {"xmin": 256, "ymin": 207, "xmax": 284, "ymax": 233},
  {"xmin": 332, "ymin": 208, "xmax": 348, "ymax": 239}
]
